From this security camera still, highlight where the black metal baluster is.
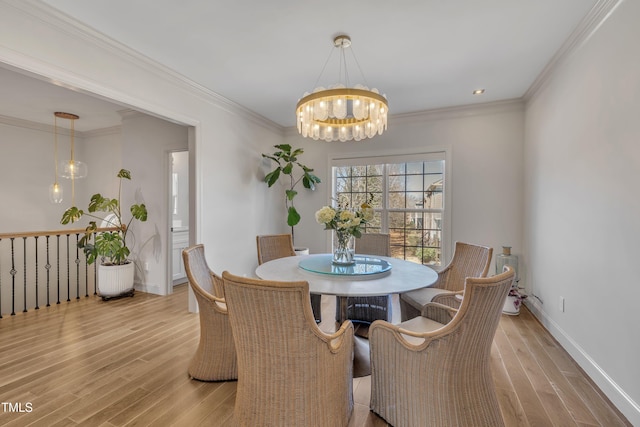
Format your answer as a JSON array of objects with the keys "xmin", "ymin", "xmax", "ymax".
[
  {"xmin": 93, "ymin": 233, "xmax": 98, "ymax": 295},
  {"xmin": 45, "ymin": 235, "xmax": 51, "ymax": 307},
  {"xmin": 56, "ymin": 235, "xmax": 61, "ymax": 305},
  {"xmin": 94, "ymin": 259, "xmax": 97, "ymax": 296},
  {"xmin": 84, "ymin": 246, "xmax": 89, "ymax": 297},
  {"xmin": 75, "ymin": 233, "xmax": 80, "ymax": 300},
  {"xmin": 66, "ymin": 234, "xmax": 70, "ymax": 302},
  {"xmin": 34, "ymin": 236, "xmax": 40, "ymax": 309},
  {"xmin": 10, "ymin": 238, "xmax": 16, "ymax": 315},
  {"xmin": 23, "ymin": 237, "xmax": 27, "ymax": 313}
]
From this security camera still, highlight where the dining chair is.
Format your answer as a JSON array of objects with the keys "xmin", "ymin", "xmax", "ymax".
[
  {"xmin": 182, "ymin": 244, "xmax": 237, "ymax": 381},
  {"xmin": 399, "ymin": 241, "xmax": 492, "ymax": 321},
  {"xmin": 222, "ymin": 271, "xmax": 354, "ymax": 426},
  {"xmin": 369, "ymin": 266, "xmax": 515, "ymax": 427},
  {"xmin": 338, "ymin": 233, "xmax": 392, "ymax": 324},
  {"xmin": 256, "ymin": 233, "xmax": 322, "ymax": 322}
]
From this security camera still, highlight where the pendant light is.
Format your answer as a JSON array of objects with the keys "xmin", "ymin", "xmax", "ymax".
[
  {"xmin": 48, "ymin": 112, "xmax": 63, "ymax": 204},
  {"xmin": 56, "ymin": 112, "xmax": 88, "ymax": 179}
]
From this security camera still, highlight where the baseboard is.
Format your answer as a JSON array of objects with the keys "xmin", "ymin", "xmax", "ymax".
[
  {"xmin": 134, "ymin": 281, "xmax": 165, "ymax": 296},
  {"xmin": 524, "ymin": 299, "xmax": 640, "ymax": 425}
]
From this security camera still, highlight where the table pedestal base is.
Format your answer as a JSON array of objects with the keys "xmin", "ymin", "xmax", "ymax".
[{"xmin": 353, "ymin": 336, "xmax": 371, "ymax": 378}]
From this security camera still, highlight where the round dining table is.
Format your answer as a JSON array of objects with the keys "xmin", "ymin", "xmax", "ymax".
[{"xmin": 255, "ymin": 253, "xmax": 438, "ymax": 377}]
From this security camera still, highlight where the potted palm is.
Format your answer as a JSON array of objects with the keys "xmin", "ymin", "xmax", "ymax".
[
  {"xmin": 262, "ymin": 144, "xmax": 321, "ymax": 248},
  {"xmin": 60, "ymin": 169, "xmax": 148, "ymax": 300}
]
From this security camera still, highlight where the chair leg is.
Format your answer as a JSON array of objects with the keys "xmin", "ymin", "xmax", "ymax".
[
  {"xmin": 311, "ymin": 294, "xmax": 322, "ymax": 323},
  {"xmin": 399, "ymin": 295, "xmax": 421, "ymax": 321}
]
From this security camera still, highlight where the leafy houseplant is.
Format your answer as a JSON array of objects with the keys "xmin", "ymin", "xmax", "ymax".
[
  {"xmin": 61, "ymin": 169, "xmax": 148, "ymax": 265},
  {"xmin": 262, "ymin": 144, "xmax": 321, "ymax": 239},
  {"xmin": 60, "ymin": 169, "xmax": 147, "ymax": 300},
  {"xmin": 60, "ymin": 169, "xmax": 147, "ymax": 265}
]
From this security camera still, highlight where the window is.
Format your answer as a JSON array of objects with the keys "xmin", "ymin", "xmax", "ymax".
[{"xmin": 332, "ymin": 153, "xmax": 447, "ymax": 266}]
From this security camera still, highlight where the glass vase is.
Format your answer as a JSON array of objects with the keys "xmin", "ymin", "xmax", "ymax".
[
  {"xmin": 332, "ymin": 230, "xmax": 355, "ymax": 265},
  {"xmin": 496, "ymin": 246, "xmax": 518, "ymax": 279}
]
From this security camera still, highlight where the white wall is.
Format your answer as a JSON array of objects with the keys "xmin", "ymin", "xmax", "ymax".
[
  {"xmin": 284, "ymin": 102, "xmax": 525, "ymax": 275},
  {"xmin": 524, "ymin": 0, "xmax": 640, "ymax": 423},
  {"xmin": 119, "ymin": 111, "xmax": 188, "ymax": 295}
]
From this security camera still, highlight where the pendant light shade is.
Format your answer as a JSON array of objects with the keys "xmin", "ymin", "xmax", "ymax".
[
  {"xmin": 58, "ymin": 159, "xmax": 88, "ymax": 179},
  {"xmin": 49, "ymin": 182, "xmax": 64, "ymax": 204}
]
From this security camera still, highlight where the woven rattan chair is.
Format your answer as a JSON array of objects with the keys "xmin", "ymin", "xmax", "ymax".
[
  {"xmin": 370, "ymin": 266, "xmax": 515, "ymax": 427},
  {"xmin": 222, "ymin": 271, "xmax": 354, "ymax": 426},
  {"xmin": 182, "ymin": 244, "xmax": 237, "ymax": 381},
  {"xmin": 256, "ymin": 234, "xmax": 322, "ymax": 322},
  {"xmin": 399, "ymin": 241, "xmax": 492, "ymax": 321},
  {"xmin": 337, "ymin": 233, "xmax": 392, "ymax": 324}
]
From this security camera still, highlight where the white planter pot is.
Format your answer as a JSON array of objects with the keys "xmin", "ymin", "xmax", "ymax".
[
  {"xmin": 294, "ymin": 247, "xmax": 309, "ymax": 256},
  {"xmin": 502, "ymin": 295, "xmax": 521, "ymax": 315},
  {"xmin": 98, "ymin": 262, "xmax": 135, "ymax": 299}
]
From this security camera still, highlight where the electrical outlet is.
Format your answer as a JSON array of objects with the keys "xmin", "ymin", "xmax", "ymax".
[
  {"xmin": 559, "ymin": 296, "xmax": 565, "ymax": 312},
  {"xmin": 144, "ymin": 262, "xmax": 150, "ymax": 272}
]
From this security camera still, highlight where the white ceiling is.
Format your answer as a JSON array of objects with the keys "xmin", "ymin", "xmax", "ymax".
[{"xmin": 1, "ymin": 0, "xmax": 605, "ymax": 131}]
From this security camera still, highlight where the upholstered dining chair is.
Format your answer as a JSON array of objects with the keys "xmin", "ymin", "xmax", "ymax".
[
  {"xmin": 182, "ymin": 244, "xmax": 237, "ymax": 381},
  {"xmin": 256, "ymin": 233, "xmax": 322, "ymax": 322},
  {"xmin": 222, "ymin": 271, "xmax": 354, "ymax": 426},
  {"xmin": 370, "ymin": 266, "xmax": 515, "ymax": 427},
  {"xmin": 399, "ymin": 241, "xmax": 492, "ymax": 321},
  {"xmin": 338, "ymin": 233, "xmax": 392, "ymax": 324}
]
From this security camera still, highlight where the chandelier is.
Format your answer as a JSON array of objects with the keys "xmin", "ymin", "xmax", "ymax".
[{"xmin": 296, "ymin": 35, "xmax": 388, "ymax": 142}]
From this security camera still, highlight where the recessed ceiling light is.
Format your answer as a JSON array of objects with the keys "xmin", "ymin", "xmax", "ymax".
[{"xmin": 473, "ymin": 89, "xmax": 485, "ymax": 95}]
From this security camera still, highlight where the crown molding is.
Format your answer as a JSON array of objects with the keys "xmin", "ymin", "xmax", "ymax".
[
  {"xmin": 283, "ymin": 98, "xmax": 525, "ymax": 137},
  {"xmin": 4, "ymin": 0, "xmax": 283, "ymax": 135},
  {"xmin": 0, "ymin": 113, "xmax": 119, "ymax": 137},
  {"xmin": 523, "ymin": 0, "xmax": 621, "ymax": 102},
  {"xmin": 83, "ymin": 125, "xmax": 121, "ymax": 138},
  {"xmin": 0, "ymin": 114, "xmax": 52, "ymax": 134},
  {"xmin": 389, "ymin": 99, "xmax": 525, "ymax": 125}
]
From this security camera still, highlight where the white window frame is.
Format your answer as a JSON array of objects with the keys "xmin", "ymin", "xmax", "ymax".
[{"xmin": 329, "ymin": 148, "xmax": 452, "ymax": 266}]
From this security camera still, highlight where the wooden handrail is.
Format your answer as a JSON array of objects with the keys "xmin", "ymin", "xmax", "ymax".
[{"xmin": 0, "ymin": 227, "xmax": 122, "ymax": 240}]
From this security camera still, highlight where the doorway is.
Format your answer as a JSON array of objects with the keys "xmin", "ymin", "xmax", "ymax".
[{"xmin": 170, "ymin": 150, "xmax": 190, "ymax": 287}]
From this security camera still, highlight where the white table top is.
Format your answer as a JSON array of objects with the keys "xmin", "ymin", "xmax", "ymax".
[{"xmin": 255, "ymin": 254, "xmax": 438, "ymax": 297}]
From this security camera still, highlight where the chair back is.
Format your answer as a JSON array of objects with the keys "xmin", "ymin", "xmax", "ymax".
[
  {"xmin": 356, "ymin": 233, "xmax": 390, "ymax": 256},
  {"xmin": 181, "ymin": 244, "xmax": 236, "ymax": 381},
  {"xmin": 256, "ymin": 234, "xmax": 296, "ymax": 265},
  {"xmin": 447, "ymin": 266, "xmax": 515, "ymax": 358},
  {"xmin": 256, "ymin": 234, "xmax": 322, "ymax": 323},
  {"xmin": 182, "ymin": 244, "xmax": 224, "ymax": 297},
  {"xmin": 442, "ymin": 241, "xmax": 493, "ymax": 292},
  {"xmin": 369, "ymin": 266, "xmax": 514, "ymax": 426},
  {"xmin": 222, "ymin": 271, "xmax": 354, "ymax": 426}
]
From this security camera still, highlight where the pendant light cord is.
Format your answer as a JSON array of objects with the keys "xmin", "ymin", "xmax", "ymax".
[{"xmin": 54, "ymin": 114, "xmax": 59, "ymax": 185}]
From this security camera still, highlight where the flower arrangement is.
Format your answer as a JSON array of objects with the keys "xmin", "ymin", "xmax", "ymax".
[{"xmin": 315, "ymin": 195, "xmax": 374, "ymax": 264}]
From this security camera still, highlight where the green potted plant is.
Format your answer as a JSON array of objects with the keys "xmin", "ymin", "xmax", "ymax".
[
  {"xmin": 60, "ymin": 169, "xmax": 148, "ymax": 299},
  {"xmin": 262, "ymin": 144, "xmax": 321, "ymax": 246}
]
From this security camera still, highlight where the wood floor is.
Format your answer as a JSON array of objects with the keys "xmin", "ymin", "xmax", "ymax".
[{"xmin": 0, "ymin": 284, "xmax": 630, "ymax": 427}]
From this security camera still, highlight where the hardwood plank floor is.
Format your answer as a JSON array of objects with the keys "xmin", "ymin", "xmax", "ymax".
[{"xmin": 0, "ymin": 285, "xmax": 630, "ymax": 426}]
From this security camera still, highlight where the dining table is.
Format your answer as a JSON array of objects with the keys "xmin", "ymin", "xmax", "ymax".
[{"xmin": 255, "ymin": 253, "xmax": 438, "ymax": 377}]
